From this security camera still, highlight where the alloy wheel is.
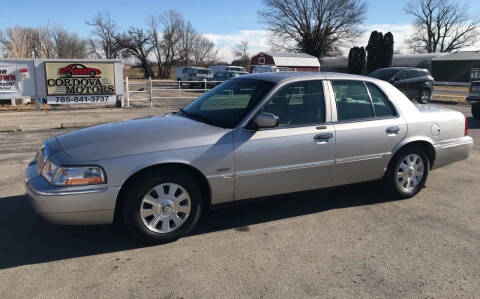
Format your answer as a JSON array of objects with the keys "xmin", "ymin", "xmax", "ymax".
[
  {"xmin": 139, "ymin": 183, "xmax": 191, "ymax": 234},
  {"xmin": 395, "ymin": 154, "xmax": 425, "ymax": 193}
]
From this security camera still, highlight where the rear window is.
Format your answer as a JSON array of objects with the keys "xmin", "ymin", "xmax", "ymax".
[
  {"xmin": 368, "ymin": 69, "xmax": 398, "ymax": 80},
  {"xmin": 366, "ymin": 83, "xmax": 397, "ymax": 117},
  {"xmin": 419, "ymin": 70, "xmax": 430, "ymax": 77},
  {"xmin": 332, "ymin": 80, "xmax": 374, "ymax": 121},
  {"xmin": 408, "ymin": 70, "xmax": 420, "ymax": 78}
]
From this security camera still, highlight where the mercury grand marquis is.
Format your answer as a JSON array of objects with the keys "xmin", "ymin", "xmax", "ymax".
[{"xmin": 26, "ymin": 72, "xmax": 473, "ymax": 242}]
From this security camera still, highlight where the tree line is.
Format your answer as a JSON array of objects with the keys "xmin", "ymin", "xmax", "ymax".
[
  {"xmin": 0, "ymin": 11, "xmax": 222, "ymax": 78},
  {"xmin": 1, "ymin": 0, "xmax": 478, "ymax": 78}
]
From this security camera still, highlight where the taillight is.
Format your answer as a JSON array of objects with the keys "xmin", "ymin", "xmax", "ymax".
[{"xmin": 465, "ymin": 116, "xmax": 468, "ymax": 136}]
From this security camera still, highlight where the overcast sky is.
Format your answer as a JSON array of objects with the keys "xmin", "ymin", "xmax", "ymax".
[{"xmin": 2, "ymin": 0, "xmax": 480, "ymax": 61}]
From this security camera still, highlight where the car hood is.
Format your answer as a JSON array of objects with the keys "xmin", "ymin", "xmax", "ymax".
[{"xmin": 55, "ymin": 114, "xmax": 231, "ymax": 163}]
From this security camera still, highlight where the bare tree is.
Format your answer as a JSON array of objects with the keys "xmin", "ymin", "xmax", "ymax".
[
  {"xmin": 157, "ymin": 10, "xmax": 184, "ymax": 78},
  {"xmin": 259, "ymin": 0, "xmax": 366, "ymax": 57},
  {"xmin": 405, "ymin": 0, "xmax": 480, "ymax": 53},
  {"xmin": 191, "ymin": 34, "xmax": 216, "ymax": 65},
  {"xmin": 0, "ymin": 25, "xmax": 86, "ymax": 58},
  {"xmin": 117, "ymin": 27, "xmax": 154, "ymax": 78},
  {"xmin": 233, "ymin": 41, "xmax": 250, "ymax": 69},
  {"xmin": 49, "ymin": 26, "xmax": 87, "ymax": 58},
  {"xmin": 86, "ymin": 12, "xmax": 120, "ymax": 59}
]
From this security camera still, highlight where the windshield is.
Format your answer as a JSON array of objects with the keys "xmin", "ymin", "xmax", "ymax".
[
  {"xmin": 180, "ymin": 79, "xmax": 275, "ymax": 128},
  {"xmin": 197, "ymin": 69, "xmax": 212, "ymax": 75},
  {"xmin": 368, "ymin": 69, "xmax": 399, "ymax": 80}
]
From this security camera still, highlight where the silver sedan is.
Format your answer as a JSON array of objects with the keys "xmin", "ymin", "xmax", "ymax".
[{"xmin": 25, "ymin": 72, "xmax": 473, "ymax": 242}]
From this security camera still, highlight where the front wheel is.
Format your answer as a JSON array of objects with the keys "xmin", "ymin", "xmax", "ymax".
[
  {"xmin": 383, "ymin": 146, "xmax": 430, "ymax": 199},
  {"xmin": 122, "ymin": 168, "xmax": 203, "ymax": 243},
  {"xmin": 472, "ymin": 102, "xmax": 480, "ymax": 119},
  {"xmin": 418, "ymin": 88, "xmax": 431, "ymax": 104}
]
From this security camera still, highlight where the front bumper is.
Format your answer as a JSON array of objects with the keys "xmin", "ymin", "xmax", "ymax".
[
  {"xmin": 432, "ymin": 136, "xmax": 474, "ymax": 170},
  {"xmin": 25, "ymin": 162, "xmax": 120, "ymax": 225}
]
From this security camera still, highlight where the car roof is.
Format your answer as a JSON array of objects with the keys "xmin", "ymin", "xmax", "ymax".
[
  {"xmin": 237, "ymin": 71, "xmax": 385, "ymax": 84},
  {"xmin": 372, "ymin": 67, "xmax": 428, "ymax": 72}
]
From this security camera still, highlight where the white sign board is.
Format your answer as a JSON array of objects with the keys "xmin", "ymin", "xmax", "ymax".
[{"xmin": 0, "ymin": 65, "xmax": 19, "ymax": 93}]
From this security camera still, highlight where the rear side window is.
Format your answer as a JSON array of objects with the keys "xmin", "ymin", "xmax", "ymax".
[
  {"xmin": 332, "ymin": 81, "xmax": 374, "ymax": 121},
  {"xmin": 408, "ymin": 70, "xmax": 420, "ymax": 78},
  {"xmin": 419, "ymin": 70, "xmax": 430, "ymax": 77},
  {"xmin": 395, "ymin": 70, "xmax": 408, "ymax": 81},
  {"xmin": 366, "ymin": 83, "xmax": 397, "ymax": 117}
]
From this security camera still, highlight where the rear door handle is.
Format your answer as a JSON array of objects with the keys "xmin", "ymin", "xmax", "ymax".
[
  {"xmin": 386, "ymin": 126, "xmax": 400, "ymax": 134},
  {"xmin": 314, "ymin": 133, "xmax": 334, "ymax": 143}
]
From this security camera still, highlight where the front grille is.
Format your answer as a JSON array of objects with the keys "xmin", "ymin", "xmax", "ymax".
[{"xmin": 36, "ymin": 147, "xmax": 45, "ymax": 174}]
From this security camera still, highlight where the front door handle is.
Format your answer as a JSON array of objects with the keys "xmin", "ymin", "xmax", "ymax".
[
  {"xmin": 314, "ymin": 133, "xmax": 334, "ymax": 143},
  {"xmin": 386, "ymin": 126, "xmax": 400, "ymax": 134}
]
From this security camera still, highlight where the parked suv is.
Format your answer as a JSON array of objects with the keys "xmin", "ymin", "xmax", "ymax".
[
  {"xmin": 467, "ymin": 81, "xmax": 480, "ymax": 118},
  {"xmin": 368, "ymin": 67, "xmax": 434, "ymax": 104},
  {"xmin": 175, "ymin": 67, "xmax": 213, "ymax": 88}
]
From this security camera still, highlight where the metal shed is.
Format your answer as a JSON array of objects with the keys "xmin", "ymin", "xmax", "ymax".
[
  {"xmin": 249, "ymin": 52, "xmax": 320, "ymax": 72},
  {"xmin": 431, "ymin": 51, "xmax": 480, "ymax": 83}
]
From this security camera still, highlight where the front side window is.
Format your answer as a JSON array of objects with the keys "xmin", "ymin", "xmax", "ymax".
[
  {"xmin": 332, "ymin": 80, "xmax": 374, "ymax": 121},
  {"xmin": 366, "ymin": 82, "xmax": 397, "ymax": 117},
  {"xmin": 181, "ymin": 79, "xmax": 275, "ymax": 128},
  {"xmin": 262, "ymin": 80, "xmax": 325, "ymax": 126}
]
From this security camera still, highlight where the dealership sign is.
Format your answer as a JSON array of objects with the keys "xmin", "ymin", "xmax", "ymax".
[
  {"xmin": 0, "ymin": 65, "xmax": 28, "ymax": 93},
  {"xmin": 45, "ymin": 62, "xmax": 116, "ymax": 104}
]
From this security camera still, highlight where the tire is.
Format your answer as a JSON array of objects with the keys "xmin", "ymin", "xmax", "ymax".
[
  {"xmin": 122, "ymin": 168, "xmax": 203, "ymax": 243},
  {"xmin": 383, "ymin": 146, "xmax": 430, "ymax": 199},
  {"xmin": 418, "ymin": 88, "xmax": 431, "ymax": 104},
  {"xmin": 472, "ymin": 102, "xmax": 480, "ymax": 119},
  {"xmin": 66, "ymin": 71, "xmax": 72, "ymax": 78},
  {"xmin": 90, "ymin": 71, "xmax": 96, "ymax": 77}
]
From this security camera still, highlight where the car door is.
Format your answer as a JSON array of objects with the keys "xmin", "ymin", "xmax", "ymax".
[
  {"xmin": 393, "ymin": 69, "xmax": 411, "ymax": 98},
  {"xmin": 233, "ymin": 80, "xmax": 335, "ymax": 200},
  {"xmin": 407, "ymin": 69, "xmax": 421, "ymax": 98},
  {"xmin": 329, "ymin": 80, "xmax": 407, "ymax": 186}
]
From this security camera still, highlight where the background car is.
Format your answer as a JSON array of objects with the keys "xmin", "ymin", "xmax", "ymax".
[
  {"xmin": 59, "ymin": 64, "xmax": 101, "ymax": 78},
  {"xmin": 175, "ymin": 66, "xmax": 213, "ymax": 88},
  {"xmin": 208, "ymin": 71, "xmax": 248, "ymax": 87},
  {"xmin": 467, "ymin": 80, "xmax": 480, "ymax": 118},
  {"xmin": 368, "ymin": 67, "xmax": 434, "ymax": 104}
]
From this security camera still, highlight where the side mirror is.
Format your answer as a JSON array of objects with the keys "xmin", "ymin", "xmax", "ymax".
[{"xmin": 253, "ymin": 112, "xmax": 279, "ymax": 129}]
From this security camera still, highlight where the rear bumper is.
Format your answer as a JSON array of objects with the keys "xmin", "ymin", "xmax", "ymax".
[
  {"xmin": 432, "ymin": 136, "xmax": 474, "ymax": 170},
  {"xmin": 466, "ymin": 96, "xmax": 480, "ymax": 103},
  {"xmin": 25, "ymin": 163, "xmax": 119, "ymax": 225}
]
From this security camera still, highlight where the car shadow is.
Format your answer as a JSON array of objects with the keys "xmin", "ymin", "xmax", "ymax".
[
  {"xmin": 0, "ymin": 182, "xmax": 397, "ymax": 269},
  {"xmin": 467, "ymin": 116, "xmax": 480, "ymax": 129}
]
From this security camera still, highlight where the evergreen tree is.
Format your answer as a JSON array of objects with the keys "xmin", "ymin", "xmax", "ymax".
[
  {"xmin": 384, "ymin": 32, "xmax": 394, "ymax": 67},
  {"xmin": 347, "ymin": 46, "xmax": 366, "ymax": 75},
  {"xmin": 366, "ymin": 31, "xmax": 394, "ymax": 73}
]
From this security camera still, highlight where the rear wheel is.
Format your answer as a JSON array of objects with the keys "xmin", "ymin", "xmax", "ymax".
[
  {"xmin": 90, "ymin": 71, "xmax": 96, "ymax": 77},
  {"xmin": 418, "ymin": 88, "xmax": 431, "ymax": 104},
  {"xmin": 472, "ymin": 102, "xmax": 480, "ymax": 119},
  {"xmin": 384, "ymin": 146, "xmax": 430, "ymax": 199},
  {"xmin": 122, "ymin": 168, "xmax": 203, "ymax": 243}
]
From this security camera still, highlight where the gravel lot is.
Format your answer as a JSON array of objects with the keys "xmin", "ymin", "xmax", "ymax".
[{"xmin": 0, "ymin": 103, "xmax": 479, "ymax": 298}]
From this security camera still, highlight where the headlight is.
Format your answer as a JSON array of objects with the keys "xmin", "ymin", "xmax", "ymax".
[
  {"xmin": 41, "ymin": 160, "xmax": 105, "ymax": 186},
  {"xmin": 41, "ymin": 159, "xmax": 60, "ymax": 183}
]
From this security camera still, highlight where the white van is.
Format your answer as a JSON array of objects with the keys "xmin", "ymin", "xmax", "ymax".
[
  {"xmin": 209, "ymin": 65, "xmax": 245, "ymax": 75},
  {"xmin": 176, "ymin": 67, "xmax": 213, "ymax": 82}
]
